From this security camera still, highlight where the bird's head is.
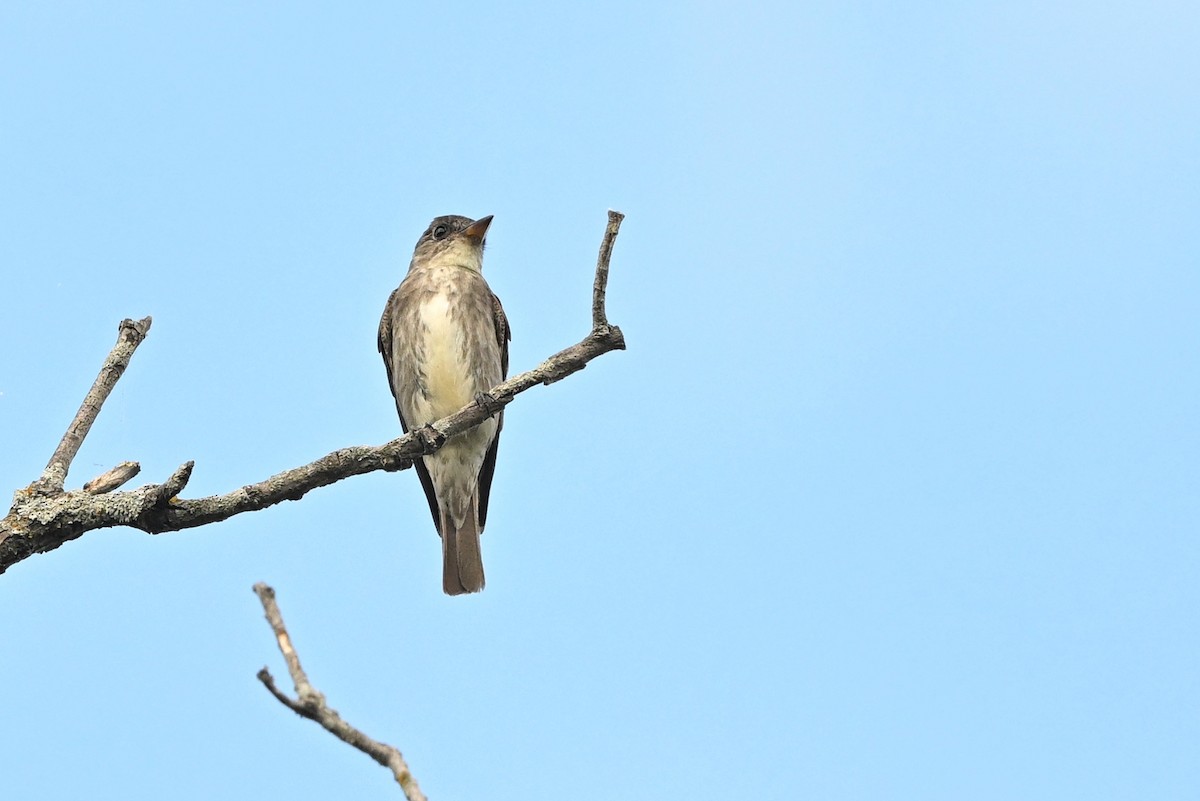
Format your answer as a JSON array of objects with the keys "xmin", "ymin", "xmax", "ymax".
[{"xmin": 410, "ymin": 214, "xmax": 493, "ymax": 272}]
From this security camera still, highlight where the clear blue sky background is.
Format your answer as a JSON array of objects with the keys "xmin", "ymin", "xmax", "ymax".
[{"xmin": 2, "ymin": 2, "xmax": 1197, "ymax": 799}]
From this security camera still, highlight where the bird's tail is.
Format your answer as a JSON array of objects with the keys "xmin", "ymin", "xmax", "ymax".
[{"xmin": 441, "ymin": 496, "xmax": 485, "ymax": 595}]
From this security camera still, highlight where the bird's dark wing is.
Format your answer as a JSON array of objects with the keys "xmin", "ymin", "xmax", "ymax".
[
  {"xmin": 477, "ymin": 291, "xmax": 511, "ymax": 530},
  {"xmin": 492, "ymin": 290, "xmax": 511, "ymax": 377},
  {"xmin": 378, "ymin": 287, "xmax": 442, "ymax": 534}
]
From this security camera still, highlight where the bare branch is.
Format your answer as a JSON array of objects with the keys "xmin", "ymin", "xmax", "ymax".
[
  {"xmin": 83, "ymin": 461, "xmax": 142, "ymax": 494},
  {"xmin": 592, "ymin": 209, "xmax": 625, "ymax": 329},
  {"xmin": 35, "ymin": 317, "xmax": 152, "ymax": 493},
  {"xmin": 0, "ymin": 213, "xmax": 626, "ymax": 574},
  {"xmin": 253, "ymin": 583, "xmax": 427, "ymax": 801},
  {"xmin": 253, "ymin": 583, "xmax": 322, "ymax": 702}
]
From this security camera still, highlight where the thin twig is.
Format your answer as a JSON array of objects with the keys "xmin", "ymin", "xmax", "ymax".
[
  {"xmin": 253, "ymin": 583, "xmax": 427, "ymax": 801},
  {"xmin": 252, "ymin": 583, "xmax": 321, "ymax": 702},
  {"xmin": 592, "ymin": 209, "xmax": 625, "ymax": 329},
  {"xmin": 83, "ymin": 461, "xmax": 141, "ymax": 494},
  {"xmin": 36, "ymin": 317, "xmax": 152, "ymax": 493}
]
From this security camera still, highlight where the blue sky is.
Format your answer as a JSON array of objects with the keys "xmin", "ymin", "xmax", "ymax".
[{"xmin": 2, "ymin": 2, "xmax": 1197, "ymax": 799}]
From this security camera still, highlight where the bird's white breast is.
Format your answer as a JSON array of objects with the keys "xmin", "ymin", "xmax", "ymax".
[{"xmin": 417, "ymin": 291, "xmax": 474, "ymax": 420}]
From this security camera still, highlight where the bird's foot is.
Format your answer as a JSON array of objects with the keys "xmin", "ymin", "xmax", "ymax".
[
  {"xmin": 417, "ymin": 424, "xmax": 446, "ymax": 454},
  {"xmin": 474, "ymin": 391, "xmax": 505, "ymax": 417}
]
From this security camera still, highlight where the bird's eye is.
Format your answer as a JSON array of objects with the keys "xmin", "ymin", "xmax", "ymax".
[{"xmin": 432, "ymin": 224, "xmax": 448, "ymax": 239}]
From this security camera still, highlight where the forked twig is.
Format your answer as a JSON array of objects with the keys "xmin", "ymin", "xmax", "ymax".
[{"xmin": 253, "ymin": 583, "xmax": 427, "ymax": 801}]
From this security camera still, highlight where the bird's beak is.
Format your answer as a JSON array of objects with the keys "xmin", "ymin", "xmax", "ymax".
[{"xmin": 463, "ymin": 215, "xmax": 493, "ymax": 244}]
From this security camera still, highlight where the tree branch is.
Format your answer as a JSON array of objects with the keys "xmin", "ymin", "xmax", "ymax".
[
  {"xmin": 35, "ymin": 316, "xmax": 152, "ymax": 494},
  {"xmin": 592, "ymin": 209, "xmax": 624, "ymax": 330},
  {"xmin": 253, "ymin": 583, "xmax": 427, "ymax": 800},
  {"xmin": 83, "ymin": 461, "xmax": 142, "ymax": 494},
  {"xmin": 0, "ymin": 212, "xmax": 626, "ymax": 574}
]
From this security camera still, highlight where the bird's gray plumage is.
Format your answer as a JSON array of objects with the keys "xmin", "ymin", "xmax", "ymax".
[{"xmin": 378, "ymin": 215, "xmax": 510, "ymax": 595}]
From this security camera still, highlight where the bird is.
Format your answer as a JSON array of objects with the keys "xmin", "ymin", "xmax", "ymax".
[{"xmin": 378, "ymin": 215, "xmax": 510, "ymax": 595}]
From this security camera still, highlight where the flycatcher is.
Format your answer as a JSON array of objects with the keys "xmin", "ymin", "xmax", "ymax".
[{"xmin": 378, "ymin": 215, "xmax": 510, "ymax": 595}]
